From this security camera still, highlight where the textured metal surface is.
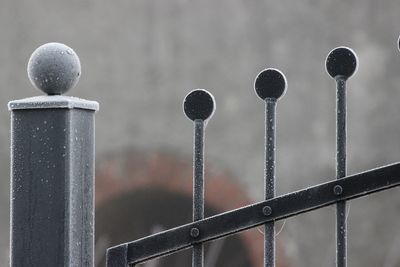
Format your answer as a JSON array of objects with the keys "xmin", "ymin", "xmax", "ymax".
[
  {"xmin": 254, "ymin": 68, "xmax": 286, "ymax": 267},
  {"xmin": 264, "ymin": 98, "xmax": 276, "ymax": 267},
  {"xmin": 10, "ymin": 99, "xmax": 97, "ymax": 266},
  {"xmin": 336, "ymin": 77, "xmax": 347, "ymax": 267},
  {"xmin": 326, "ymin": 47, "xmax": 357, "ymax": 267},
  {"xmin": 106, "ymin": 162, "xmax": 400, "ymax": 266},
  {"xmin": 106, "ymin": 244, "xmax": 128, "ymax": 267},
  {"xmin": 27, "ymin": 43, "xmax": 81, "ymax": 95},
  {"xmin": 193, "ymin": 119, "xmax": 205, "ymax": 267},
  {"xmin": 183, "ymin": 89, "xmax": 214, "ymax": 267},
  {"xmin": 8, "ymin": 95, "xmax": 99, "ymax": 111}
]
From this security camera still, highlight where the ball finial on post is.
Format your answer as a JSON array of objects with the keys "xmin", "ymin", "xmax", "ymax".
[
  {"xmin": 325, "ymin": 46, "xmax": 358, "ymax": 80},
  {"xmin": 183, "ymin": 89, "xmax": 215, "ymax": 121},
  {"xmin": 254, "ymin": 68, "xmax": 287, "ymax": 101},
  {"xmin": 27, "ymin": 42, "xmax": 81, "ymax": 95}
]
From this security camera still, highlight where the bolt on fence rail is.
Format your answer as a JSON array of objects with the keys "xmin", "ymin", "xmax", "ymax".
[{"xmin": 106, "ymin": 40, "xmax": 400, "ymax": 267}]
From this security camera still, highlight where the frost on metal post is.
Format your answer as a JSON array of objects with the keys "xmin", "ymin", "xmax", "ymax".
[
  {"xmin": 326, "ymin": 46, "xmax": 358, "ymax": 267},
  {"xmin": 254, "ymin": 68, "xmax": 287, "ymax": 267},
  {"xmin": 183, "ymin": 89, "xmax": 215, "ymax": 267},
  {"xmin": 9, "ymin": 43, "xmax": 99, "ymax": 267},
  {"xmin": 106, "ymin": 37, "xmax": 400, "ymax": 267}
]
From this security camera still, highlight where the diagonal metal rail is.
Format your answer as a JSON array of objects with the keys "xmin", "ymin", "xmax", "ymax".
[{"xmin": 106, "ymin": 162, "xmax": 400, "ymax": 267}]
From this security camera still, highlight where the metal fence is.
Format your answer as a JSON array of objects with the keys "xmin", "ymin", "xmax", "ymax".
[{"xmin": 8, "ymin": 41, "xmax": 400, "ymax": 267}]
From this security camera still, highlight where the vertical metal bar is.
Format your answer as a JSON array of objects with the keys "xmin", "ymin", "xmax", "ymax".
[
  {"xmin": 336, "ymin": 77, "xmax": 347, "ymax": 267},
  {"xmin": 254, "ymin": 68, "xmax": 286, "ymax": 267},
  {"xmin": 184, "ymin": 89, "xmax": 214, "ymax": 267},
  {"xmin": 193, "ymin": 119, "xmax": 205, "ymax": 267},
  {"xmin": 326, "ymin": 46, "xmax": 357, "ymax": 267},
  {"xmin": 264, "ymin": 98, "xmax": 276, "ymax": 267}
]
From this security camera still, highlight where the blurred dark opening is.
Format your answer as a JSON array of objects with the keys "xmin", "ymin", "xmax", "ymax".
[{"xmin": 95, "ymin": 188, "xmax": 253, "ymax": 267}]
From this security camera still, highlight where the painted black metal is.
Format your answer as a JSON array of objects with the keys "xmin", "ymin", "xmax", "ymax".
[
  {"xmin": 106, "ymin": 162, "xmax": 400, "ymax": 266},
  {"xmin": 254, "ymin": 69, "xmax": 287, "ymax": 100},
  {"xmin": 184, "ymin": 89, "xmax": 215, "ymax": 267},
  {"xmin": 106, "ymin": 244, "xmax": 128, "ymax": 267},
  {"xmin": 10, "ymin": 107, "xmax": 96, "ymax": 266},
  {"xmin": 254, "ymin": 68, "xmax": 287, "ymax": 267},
  {"xmin": 193, "ymin": 119, "xmax": 205, "ymax": 267},
  {"xmin": 325, "ymin": 47, "xmax": 358, "ymax": 80},
  {"xmin": 10, "ymin": 42, "xmax": 98, "ymax": 267},
  {"xmin": 336, "ymin": 76, "xmax": 347, "ymax": 267},
  {"xmin": 326, "ymin": 46, "xmax": 358, "ymax": 267},
  {"xmin": 264, "ymin": 98, "xmax": 277, "ymax": 267},
  {"xmin": 184, "ymin": 89, "xmax": 215, "ymax": 121}
]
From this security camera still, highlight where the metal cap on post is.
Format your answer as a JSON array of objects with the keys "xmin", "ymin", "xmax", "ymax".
[{"xmin": 9, "ymin": 43, "xmax": 99, "ymax": 266}]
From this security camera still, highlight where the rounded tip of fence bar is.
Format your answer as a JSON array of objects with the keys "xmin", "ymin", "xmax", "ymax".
[
  {"xmin": 325, "ymin": 46, "xmax": 358, "ymax": 80},
  {"xmin": 254, "ymin": 68, "xmax": 287, "ymax": 100},
  {"xmin": 183, "ymin": 89, "xmax": 215, "ymax": 121},
  {"xmin": 27, "ymin": 42, "xmax": 81, "ymax": 95}
]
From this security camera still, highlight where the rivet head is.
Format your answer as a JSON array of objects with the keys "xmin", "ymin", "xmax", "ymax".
[
  {"xmin": 333, "ymin": 185, "xmax": 343, "ymax": 195},
  {"xmin": 262, "ymin": 206, "xmax": 272, "ymax": 216},
  {"xmin": 183, "ymin": 89, "xmax": 215, "ymax": 121},
  {"xmin": 27, "ymin": 42, "xmax": 81, "ymax": 95},
  {"xmin": 190, "ymin": 227, "xmax": 200, "ymax": 238}
]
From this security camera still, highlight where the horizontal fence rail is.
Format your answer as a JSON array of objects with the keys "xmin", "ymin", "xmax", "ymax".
[{"xmin": 106, "ymin": 162, "xmax": 400, "ymax": 266}]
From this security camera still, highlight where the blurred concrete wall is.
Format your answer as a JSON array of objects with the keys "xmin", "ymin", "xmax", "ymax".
[{"xmin": 1, "ymin": 0, "xmax": 400, "ymax": 266}]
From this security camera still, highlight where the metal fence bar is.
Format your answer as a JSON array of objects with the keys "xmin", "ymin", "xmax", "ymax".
[
  {"xmin": 336, "ymin": 77, "xmax": 348, "ymax": 267},
  {"xmin": 254, "ymin": 68, "xmax": 287, "ymax": 267},
  {"xmin": 104, "ymin": 42, "xmax": 400, "ymax": 267},
  {"xmin": 326, "ymin": 47, "xmax": 358, "ymax": 267},
  {"xmin": 106, "ymin": 162, "xmax": 400, "ymax": 266},
  {"xmin": 183, "ymin": 89, "xmax": 215, "ymax": 267},
  {"xmin": 9, "ymin": 43, "xmax": 99, "ymax": 267},
  {"xmin": 264, "ymin": 98, "xmax": 277, "ymax": 267},
  {"xmin": 193, "ymin": 119, "xmax": 205, "ymax": 267}
]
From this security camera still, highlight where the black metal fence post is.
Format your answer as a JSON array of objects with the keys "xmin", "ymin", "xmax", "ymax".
[
  {"xmin": 184, "ymin": 89, "xmax": 215, "ymax": 267},
  {"xmin": 9, "ymin": 43, "xmax": 99, "ymax": 267},
  {"xmin": 255, "ymin": 69, "xmax": 287, "ymax": 267},
  {"xmin": 326, "ymin": 47, "xmax": 358, "ymax": 267}
]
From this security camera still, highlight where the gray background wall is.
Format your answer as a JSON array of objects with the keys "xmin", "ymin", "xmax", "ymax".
[{"xmin": 1, "ymin": 0, "xmax": 400, "ymax": 266}]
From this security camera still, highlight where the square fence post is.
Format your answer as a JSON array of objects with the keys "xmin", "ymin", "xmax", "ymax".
[
  {"xmin": 9, "ymin": 43, "xmax": 99, "ymax": 267},
  {"xmin": 9, "ymin": 96, "xmax": 98, "ymax": 266}
]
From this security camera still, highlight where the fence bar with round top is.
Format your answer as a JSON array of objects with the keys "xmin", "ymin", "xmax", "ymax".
[{"xmin": 106, "ymin": 42, "xmax": 400, "ymax": 267}]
